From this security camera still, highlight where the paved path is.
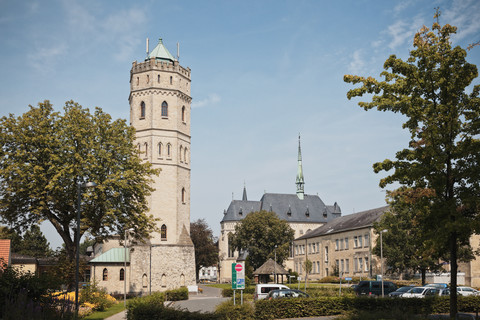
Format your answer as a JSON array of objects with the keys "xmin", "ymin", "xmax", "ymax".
[
  {"xmin": 105, "ymin": 285, "xmax": 227, "ymax": 320},
  {"xmin": 171, "ymin": 284, "xmax": 229, "ymax": 313}
]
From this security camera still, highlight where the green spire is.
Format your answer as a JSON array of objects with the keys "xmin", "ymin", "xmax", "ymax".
[
  {"xmin": 296, "ymin": 134, "xmax": 305, "ymax": 200},
  {"xmin": 147, "ymin": 38, "xmax": 176, "ymax": 62}
]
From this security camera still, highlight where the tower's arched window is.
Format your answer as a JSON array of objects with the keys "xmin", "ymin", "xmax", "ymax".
[
  {"xmin": 142, "ymin": 274, "xmax": 148, "ymax": 288},
  {"xmin": 144, "ymin": 142, "xmax": 148, "ymax": 157},
  {"xmin": 140, "ymin": 101, "xmax": 146, "ymax": 119},
  {"xmin": 103, "ymin": 268, "xmax": 108, "ymax": 281},
  {"xmin": 182, "ymin": 188, "xmax": 186, "ymax": 204},
  {"xmin": 169, "ymin": 76, "xmax": 172, "ymax": 85},
  {"xmin": 184, "ymin": 148, "xmax": 188, "ymax": 164},
  {"xmin": 179, "ymin": 146, "xmax": 183, "ymax": 162},
  {"xmin": 120, "ymin": 268, "xmax": 125, "ymax": 281},
  {"xmin": 147, "ymin": 75, "xmax": 149, "ymax": 83},
  {"xmin": 136, "ymin": 77, "xmax": 139, "ymax": 85},
  {"xmin": 182, "ymin": 106, "xmax": 186, "ymax": 122},
  {"xmin": 161, "ymin": 224, "xmax": 167, "ymax": 240},
  {"xmin": 167, "ymin": 143, "xmax": 171, "ymax": 158},
  {"xmin": 158, "ymin": 143, "xmax": 162, "ymax": 157},
  {"xmin": 157, "ymin": 74, "xmax": 160, "ymax": 83},
  {"xmin": 161, "ymin": 274, "xmax": 167, "ymax": 287},
  {"xmin": 161, "ymin": 101, "xmax": 168, "ymax": 118}
]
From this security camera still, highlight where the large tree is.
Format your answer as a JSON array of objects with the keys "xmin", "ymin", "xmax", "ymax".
[
  {"xmin": 231, "ymin": 210, "xmax": 295, "ymax": 270},
  {"xmin": 372, "ymin": 188, "xmax": 443, "ymax": 285},
  {"xmin": 344, "ymin": 13, "xmax": 480, "ymax": 317},
  {"xmin": 190, "ymin": 219, "xmax": 219, "ymax": 279},
  {"xmin": 0, "ymin": 100, "xmax": 159, "ymax": 261}
]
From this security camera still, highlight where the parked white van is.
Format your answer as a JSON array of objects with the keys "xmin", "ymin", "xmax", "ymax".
[{"xmin": 254, "ymin": 284, "xmax": 289, "ymax": 300}]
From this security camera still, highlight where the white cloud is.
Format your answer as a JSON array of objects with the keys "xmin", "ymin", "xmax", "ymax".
[
  {"xmin": 443, "ymin": 0, "xmax": 480, "ymax": 42},
  {"xmin": 192, "ymin": 93, "xmax": 221, "ymax": 108},
  {"xmin": 27, "ymin": 43, "xmax": 68, "ymax": 72},
  {"xmin": 348, "ymin": 49, "xmax": 366, "ymax": 75}
]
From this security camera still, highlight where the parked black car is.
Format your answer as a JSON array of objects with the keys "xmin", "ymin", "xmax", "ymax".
[
  {"xmin": 354, "ymin": 280, "xmax": 397, "ymax": 296},
  {"xmin": 388, "ymin": 285, "xmax": 416, "ymax": 297}
]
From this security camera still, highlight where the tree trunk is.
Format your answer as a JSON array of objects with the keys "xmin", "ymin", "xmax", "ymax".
[
  {"xmin": 449, "ymin": 231, "xmax": 458, "ymax": 319},
  {"xmin": 421, "ymin": 268, "xmax": 426, "ymax": 286}
]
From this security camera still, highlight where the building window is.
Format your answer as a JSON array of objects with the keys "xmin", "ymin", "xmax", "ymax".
[
  {"xmin": 312, "ymin": 243, "xmax": 316, "ymax": 253},
  {"xmin": 144, "ymin": 142, "xmax": 148, "ymax": 158},
  {"xmin": 136, "ymin": 77, "xmax": 139, "ymax": 85},
  {"xmin": 365, "ymin": 257, "xmax": 369, "ymax": 271},
  {"xmin": 140, "ymin": 101, "xmax": 145, "ymax": 119},
  {"xmin": 182, "ymin": 188, "xmax": 186, "ymax": 204},
  {"xmin": 354, "ymin": 236, "xmax": 359, "ymax": 248},
  {"xmin": 316, "ymin": 242, "xmax": 320, "ymax": 253},
  {"xmin": 308, "ymin": 243, "xmax": 312, "ymax": 254},
  {"xmin": 364, "ymin": 234, "xmax": 369, "ymax": 247},
  {"xmin": 340, "ymin": 238, "xmax": 344, "ymax": 250},
  {"xmin": 345, "ymin": 237, "xmax": 349, "ymax": 250},
  {"xmin": 158, "ymin": 74, "xmax": 160, "ymax": 83},
  {"xmin": 228, "ymin": 233, "xmax": 234, "ymax": 258},
  {"xmin": 120, "ymin": 268, "xmax": 125, "ymax": 281},
  {"xmin": 161, "ymin": 224, "xmax": 167, "ymax": 240},
  {"xmin": 169, "ymin": 76, "xmax": 172, "ymax": 84},
  {"xmin": 358, "ymin": 235, "xmax": 363, "ymax": 247},
  {"xmin": 147, "ymin": 75, "xmax": 149, "ymax": 83},
  {"xmin": 316, "ymin": 261, "xmax": 320, "ymax": 274},
  {"xmin": 359, "ymin": 258, "xmax": 364, "ymax": 272},
  {"xmin": 324, "ymin": 246, "xmax": 328, "ymax": 263},
  {"xmin": 158, "ymin": 143, "xmax": 162, "ymax": 157},
  {"xmin": 103, "ymin": 268, "xmax": 108, "ymax": 281},
  {"xmin": 340, "ymin": 259, "xmax": 344, "ymax": 273},
  {"xmin": 179, "ymin": 146, "xmax": 183, "ymax": 162},
  {"xmin": 182, "ymin": 106, "xmax": 186, "ymax": 122},
  {"xmin": 142, "ymin": 274, "xmax": 148, "ymax": 288},
  {"xmin": 161, "ymin": 101, "xmax": 168, "ymax": 118},
  {"xmin": 346, "ymin": 259, "xmax": 350, "ymax": 273},
  {"xmin": 161, "ymin": 274, "xmax": 166, "ymax": 287},
  {"xmin": 335, "ymin": 239, "xmax": 339, "ymax": 251},
  {"xmin": 184, "ymin": 148, "xmax": 188, "ymax": 164},
  {"xmin": 167, "ymin": 143, "xmax": 171, "ymax": 158}
]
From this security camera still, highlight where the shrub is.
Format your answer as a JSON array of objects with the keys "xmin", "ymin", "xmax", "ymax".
[
  {"xmin": 80, "ymin": 282, "xmax": 116, "ymax": 311},
  {"xmin": 215, "ymin": 300, "xmax": 255, "ymax": 320},
  {"xmin": 165, "ymin": 287, "xmax": 188, "ymax": 301},
  {"xmin": 221, "ymin": 286, "xmax": 255, "ymax": 297},
  {"xmin": 126, "ymin": 292, "xmax": 165, "ymax": 320}
]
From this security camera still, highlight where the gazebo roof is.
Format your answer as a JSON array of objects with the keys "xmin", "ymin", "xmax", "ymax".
[{"xmin": 253, "ymin": 258, "xmax": 289, "ymax": 275}]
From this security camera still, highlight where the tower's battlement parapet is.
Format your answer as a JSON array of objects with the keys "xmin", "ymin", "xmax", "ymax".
[{"xmin": 131, "ymin": 58, "xmax": 191, "ymax": 79}]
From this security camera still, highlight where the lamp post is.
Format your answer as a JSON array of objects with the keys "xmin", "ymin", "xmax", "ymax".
[
  {"xmin": 75, "ymin": 181, "xmax": 97, "ymax": 319},
  {"xmin": 380, "ymin": 229, "xmax": 387, "ymax": 297},
  {"xmin": 124, "ymin": 228, "xmax": 134, "ymax": 307},
  {"xmin": 274, "ymin": 245, "xmax": 277, "ymax": 284}
]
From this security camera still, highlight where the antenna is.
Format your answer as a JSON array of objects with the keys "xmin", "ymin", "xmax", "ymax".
[
  {"xmin": 146, "ymin": 38, "xmax": 149, "ymax": 55},
  {"xmin": 177, "ymin": 42, "xmax": 180, "ymax": 60}
]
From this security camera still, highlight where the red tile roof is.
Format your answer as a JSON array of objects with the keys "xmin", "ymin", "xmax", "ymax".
[{"xmin": 0, "ymin": 239, "xmax": 11, "ymax": 268}]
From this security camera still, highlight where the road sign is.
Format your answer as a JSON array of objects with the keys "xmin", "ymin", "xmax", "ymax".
[
  {"xmin": 345, "ymin": 277, "xmax": 352, "ymax": 281},
  {"xmin": 232, "ymin": 262, "xmax": 245, "ymax": 290}
]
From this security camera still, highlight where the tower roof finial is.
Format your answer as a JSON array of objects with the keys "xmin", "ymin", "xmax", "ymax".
[
  {"xmin": 296, "ymin": 133, "xmax": 305, "ymax": 200},
  {"xmin": 242, "ymin": 182, "xmax": 247, "ymax": 201}
]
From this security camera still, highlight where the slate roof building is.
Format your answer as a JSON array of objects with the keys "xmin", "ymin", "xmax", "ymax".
[
  {"xmin": 218, "ymin": 137, "xmax": 342, "ymax": 282},
  {"xmin": 292, "ymin": 206, "xmax": 389, "ymax": 280}
]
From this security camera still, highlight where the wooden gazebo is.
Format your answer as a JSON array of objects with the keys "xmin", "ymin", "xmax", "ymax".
[{"xmin": 253, "ymin": 258, "xmax": 289, "ymax": 284}]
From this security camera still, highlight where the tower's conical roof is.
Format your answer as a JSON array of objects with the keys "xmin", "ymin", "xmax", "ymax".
[{"xmin": 147, "ymin": 38, "xmax": 176, "ymax": 62}]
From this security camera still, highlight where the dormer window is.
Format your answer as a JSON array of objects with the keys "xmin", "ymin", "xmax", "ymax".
[
  {"xmin": 305, "ymin": 207, "xmax": 310, "ymax": 217},
  {"xmin": 287, "ymin": 207, "xmax": 292, "ymax": 217},
  {"xmin": 323, "ymin": 210, "xmax": 327, "ymax": 218},
  {"xmin": 239, "ymin": 208, "xmax": 243, "ymax": 216}
]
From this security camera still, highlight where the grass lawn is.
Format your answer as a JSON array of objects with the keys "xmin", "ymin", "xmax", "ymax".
[{"xmin": 83, "ymin": 302, "xmax": 126, "ymax": 320}]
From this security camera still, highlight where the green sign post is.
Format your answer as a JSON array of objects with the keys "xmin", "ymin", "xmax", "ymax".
[{"xmin": 232, "ymin": 262, "xmax": 245, "ymax": 305}]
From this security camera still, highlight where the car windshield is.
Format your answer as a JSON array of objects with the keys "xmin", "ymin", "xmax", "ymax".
[
  {"xmin": 397, "ymin": 287, "xmax": 413, "ymax": 292},
  {"xmin": 410, "ymin": 287, "xmax": 426, "ymax": 294}
]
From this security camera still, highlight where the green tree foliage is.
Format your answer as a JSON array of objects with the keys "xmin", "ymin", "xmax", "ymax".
[
  {"xmin": 344, "ymin": 12, "xmax": 480, "ymax": 317},
  {"xmin": 0, "ymin": 100, "xmax": 159, "ymax": 261},
  {"xmin": 372, "ymin": 188, "xmax": 443, "ymax": 285},
  {"xmin": 0, "ymin": 225, "xmax": 53, "ymax": 257},
  {"xmin": 190, "ymin": 219, "xmax": 219, "ymax": 279},
  {"xmin": 231, "ymin": 210, "xmax": 295, "ymax": 270}
]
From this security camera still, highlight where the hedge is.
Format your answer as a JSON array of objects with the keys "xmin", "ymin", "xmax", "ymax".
[
  {"xmin": 165, "ymin": 287, "xmax": 188, "ymax": 301},
  {"xmin": 254, "ymin": 296, "xmax": 480, "ymax": 320},
  {"xmin": 221, "ymin": 287, "xmax": 255, "ymax": 297}
]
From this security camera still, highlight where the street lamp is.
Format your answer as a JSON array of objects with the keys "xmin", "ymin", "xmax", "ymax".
[
  {"xmin": 274, "ymin": 245, "xmax": 277, "ymax": 284},
  {"xmin": 380, "ymin": 229, "xmax": 387, "ymax": 297},
  {"xmin": 75, "ymin": 181, "xmax": 97, "ymax": 319},
  {"xmin": 124, "ymin": 228, "xmax": 135, "ymax": 307}
]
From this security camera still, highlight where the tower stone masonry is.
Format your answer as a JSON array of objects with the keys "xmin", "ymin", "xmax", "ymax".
[{"xmin": 128, "ymin": 38, "xmax": 196, "ymax": 292}]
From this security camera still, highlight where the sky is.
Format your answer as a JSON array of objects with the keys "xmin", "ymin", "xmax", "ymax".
[{"xmin": 1, "ymin": 0, "xmax": 480, "ymax": 250}]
